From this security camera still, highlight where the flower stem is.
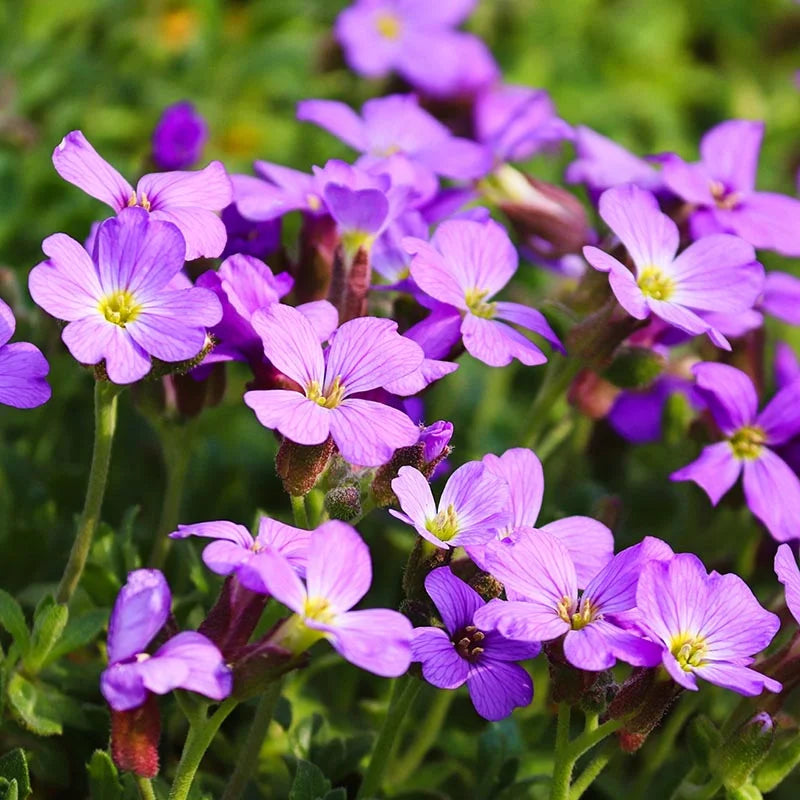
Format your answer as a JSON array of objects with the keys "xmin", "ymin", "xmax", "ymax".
[
  {"xmin": 290, "ymin": 494, "xmax": 309, "ymax": 529},
  {"xmin": 357, "ymin": 675, "xmax": 421, "ymax": 800},
  {"xmin": 569, "ymin": 742, "xmax": 615, "ymax": 800},
  {"xmin": 168, "ymin": 698, "xmax": 237, "ymax": 800},
  {"xmin": 148, "ymin": 422, "xmax": 193, "ymax": 569},
  {"xmin": 135, "ymin": 776, "xmax": 157, "ymax": 800},
  {"xmin": 221, "ymin": 679, "xmax": 284, "ymax": 800},
  {"xmin": 550, "ymin": 703, "xmax": 573, "ymax": 800},
  {"xmin": 523, "ymin": 356, "xmax": 582, "ymax": 450},
  {"xmin": 56, "ymin": 381, "xmax": 121, "ymax": 605},
  {"xmin": 566, "ymin": 717, "xmax": 624, "ymax": 761}
]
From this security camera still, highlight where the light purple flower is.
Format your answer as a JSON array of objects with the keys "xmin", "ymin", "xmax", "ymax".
[
  {"xmin": 53, "ymin": 130, "xmax": 232, "ymax": 259},
  {"xmin": 476, "ymin": 533, "xmax": 671, "ymax": 672},
  {"xmin": 583, "ymin": 184, "xmax": 764, "ymax": 349},
  {"xmin": 671, "ymin": 362, "xmax": 800, "ymax": 542},
  {"xmin": 636, "ymin": 553, "xmax": 781, "ymax": 696},
  {"xmin": 29, "ymin": 209, "xmax": 222, "ymax": 384},
  {"xmin": 390, "ymin": 461, "xmax": 511, "ymax": 549},
  {"xmin": 661, "ymin": 120, "xmax": 800, "ymax": 256},
  {"xmin": 762, "ymin": 271, "xmax": 800, "ymax": 326},
  {"xmin": 244, "ymin": 304, "xmax": 424, "ymax": 467},
  {"xmin": 335, "ymin": 0, "xmax": 498, "ymax": 98},
  {"xmin": 100, "ymin": 569, "xmax": 232, "ymax": 712},
  {"xmin": 169, "ymin": 515, "xmax": 310, "ymax": 593},
  {"xmin": 151, "ymin": 101, "xmax": 208, "ymax": 171},
  {"xmin": 255, "ymin": 521, "xmax": 413, "ymax": 676},
  {"xmin": 405, "ymin": 218, "xmax": 562, "ymax": 367},
  {"xmin": 0, "ymin": 299, "xmax": 51, "ymax": 408},
  {"xmin": 775, "ymin": 544, "xmax": 800, "ymax": 625},
  {"xmin": 231, "ymin": 164, "xmax": 327, "ymax": 223},
  {"xmin": 472, "ymin": 448, "xmax": 614, "ymax": 586},
  {"xmin": 412, "ymin": 567, "xmax": 539, "ymax": 720}
]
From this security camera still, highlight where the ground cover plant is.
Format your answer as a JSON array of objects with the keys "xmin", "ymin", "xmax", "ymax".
[{"xmin": 3, "ymin": 0, "xmax": 800, "ymax": 798}]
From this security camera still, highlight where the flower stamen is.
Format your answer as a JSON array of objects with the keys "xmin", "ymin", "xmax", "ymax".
[
  {"xmin": 637, "ymin": 266, "xmax": 675, "ymax": 301},
  {"xmin": 98, "ymin": 289, "xmax": 142, "ymax": 327}
]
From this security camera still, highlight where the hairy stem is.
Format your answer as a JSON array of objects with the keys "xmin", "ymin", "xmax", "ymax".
[
  {"xmin": 523, "ymin": 356, "xmax": 582, "ymax": 450},
  {"xmin": 135, "ymin": 775, "xmax": 157, "ymax": 800},
  {"xmin": 290, "ymin": 494, "xmax": 309, "ymax": 529},
  {"xmin": 550, "ymin": 703, "xmax": 573, "ymax": 800},
  {"xmin": 570, "ymin": 743, "xmax": 615, "ymax": 800}
]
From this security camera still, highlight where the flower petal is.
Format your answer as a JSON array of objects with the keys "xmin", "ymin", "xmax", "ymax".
[
  {"xmin": 170, "ymin": 520, "xmax": 253, "ymax": 546},
  {"xmin": 700, "ymin": 120, "xmax": 763, "ymax": 194},
  {"xmin": 670, "ymin": 442, "xmax": 742, "ymax": 506},
  {"xmin": 146, "ymin": 631, "xmax": 231, "ymax": 700},
  {"xmin": 540, "ymin": 517, "xmax": 614, "ymax": 589},
  {"xmin": 743, "ymin": 449, "xmax": 800, "ymax": 542},
  {"xmin": 483, "ymin": 447, "xmax": 544, "ymax": 528},
  {"xmin": 775, "ymin": 544, "xmax": 800, "ymax": 626},
  {"xmin": 424, "ymin": 567, "xmax": 484, "ymax": 634},
  {"xmin": 474, "ymin": 598, "xmax": 568, "ymax": 643},
  {"xmin": 391, "ymin": 466, "xmax": 438, "ymax": 531},
  {"xmin": 693, "ymin": 663, "xmax": 780, "ymax": 697},
  {"xmin": 757, "ymin": 379, "xmax": 800, "ymax": 446},
  {"xmin": 440, "ymin": 461, "xmax": 511, "ymax": 541},
  {"xmin": 238, "ymin": 547, "xmax": 305, "ymax": 610},
  {"xmin": 411, "ymin": 627, "xmax": 468, "ymax": 689},
  {"xmin": 467, "ymin": 659, "xmax": 532, "ymax": 721},
  {"xmin": 462, "ymin": 314, "xmax": 548, "ymax": 367},
  {"xmin": 150, "ymin": 207, "xmax": 228, "ymax": 260},
  {"xmin": 307, "ymin": 521, "xmax": 371, "ymax": 613},
  {"xmin": 244, "ymin": 389, "xmax": 331, "ymax": 446},
  {"xmin": 582, "ymin": 247, "xmax": 648, "ymax": 319},
  {"xmin": 296, "ymin": 99, "xmax": 368, "ymax": 151},
  {"xmin": 692, "ymin": 362, "xmax": 758, "ymax": 434},
  {"xmin": 0, "ymin": 343, "xmax": 52, "ymax": 409}
]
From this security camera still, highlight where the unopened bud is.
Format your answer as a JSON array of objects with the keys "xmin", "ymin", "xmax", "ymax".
[
  {"xmin": 402, "ymin": 538, "xmax": 451, "ymax": 605},
  {"xmin": 324, "ymin": 485, "xmax": 362, "ymax": 521},
  {"xmin": 110, "ymin": 695, "xmax": 160, "ymax": 778},
  {"xmin": 687, "ymin": 715, "xmax": 723, "ymax": 768},
  {"xmin": 602, "ymin": 347, "xmax": 665, "ymax": 389},
  {"xmin": 276, "ymin": 436, "xmax": 336, "ymax": 496},
  {"xmin": 295, "ymin": 213, "xmax": 337, "ymax": 303},
  {"xmin": 328, "ymin": 244, "xmax": 370, "ymax": 323},
  {"xmin": 544, "ymin": 639, "xmax": 605, "ymax": 706},
  {"xmin": 726, "ymin": 785, "xmax": 763, "ymax": 800},
  {"xmin": 713, "ymin": 713, "xmax": 775, "ymax": 790}
]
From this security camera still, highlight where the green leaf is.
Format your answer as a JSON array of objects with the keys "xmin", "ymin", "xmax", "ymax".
[
  {"xmin": 289, "ymin": 760, "xmax": 331, "ymax": 800},
  {"xmin": 45, "ymin": 609, "xmax": 107, "ymax": 665},
  {"xmin": 0, "ymin": 778, "xmax": 19, "ymax": 800},
  {"xmin": 23, "ymin": 602, "xmax": 68, "ymax": 674},
  {"xmin": 322, "ymin": 790, "xmax": 347, "ymax": 800},
  {"xmin": 87, "ymin": 751, "xmax": 122, "ymax": 800},
  {"xmin": 0, "ymin": 750, "xmax": 31, "ymax": 799},
  {"xmin": 6, "ymin": 673, "xmax": 62, "ymax": 736},
  {"xmin": 274, "ymin": 695, "xmax": 292, "ymax": 731},
  {"xmin": 0, "ymin": 591, "xmax": 29, "ymax": 655}
]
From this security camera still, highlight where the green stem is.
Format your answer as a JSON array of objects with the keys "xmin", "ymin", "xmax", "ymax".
[
  {"xmin": 566, "ymin": 717, "xmax": 624, "ymax": 762},
  {"xmin": 669, "ymin": 776, "xmax": 723, "ymax": 800},
  {"xmin": 56, "ymin": 381, "xmax": 121, "ymax": 605},
  {"xmin": 357, "ymin": 675, "xmax": 422, "ymax": 799},
  {"xmin": 523, "ymin": 356, "xmax": 582, "ymax": 450},
  {"xmin": 550, "ymin": 703, "xmax": 573, "ymax": 800},
  {"xmin": 290, "ymin": 494, "xmax": 309, "ymax": 529},
  {"xmin": 149, "ymin": 423, "xmax": 193, "ymax": 569},
  {"xmin": 221, "ymin": 679, "xmax": 284, "ymax": 800},
  {"xmin": 389, "ymin": 689, "xmax": 454, "ymax": 785},
  {"xmin": 135, "ymin": 776, "xmax": 157, "ymax": 800},
  {"xmin": 168, "ymin": 698, "xmax": 237, "ymax": 800},
  {"xmin": 569, "ymin": 743, "xmax": 615, "ymax": 800}
]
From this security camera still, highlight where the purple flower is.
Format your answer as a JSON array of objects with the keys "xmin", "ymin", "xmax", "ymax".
[
  {"xmin": 151, "ymin": 101, "xmax": 208, "ymax": 171},
  {"xmin": 412, "ymin": 567, "xmax": 539, "ymax": 720},
  {"xmin": 335, "ymin": 0, "xmax": 498, "ymax": 98},
  {"xmin": 405, "ymin": 218, "xmax": 562, "ymax": 366},
  {"xmin": 169, "ymin": 516, "xmax": 310, "ymax": 593},
  {"xmin": 476, "ymin": 533, "xmax": 672, "ymax": 672},
  {"xmin": 636, "ymin": 553, "xmax": 781, "ymax": 696},
  {"xmin": 220, "ymin": 203, "xmax": 282, "ymax": 261},
  {"xmin": 474, "ymin": 448, "xmax": 614, "ymax": 586},
  {"xmin": 244, "ymin": 304, "xmax": 424, "ymax": 467},
  {"xmin": 762, "ymin": 271, "xmax": 800, "ymax": 326},
  {"xmin": 661, "ymin": 120, "xmax": 800, "ymax": 256},
  {"xmin": 671, "ymin": 362, "xmax": 800, "ymax": 542},
  {"xmin": 474, "ymin": 85, "xmax": 572, "ymax": 164},
  {"xmin": 53, "ymin": 130, "xmax": 232, "ymax": 259},
  {"xmin": 775, "ymin": 544, "xmax": 800, "ymax": 625},
  {"xmin": 100, "ymin": 570, "xmax": 232, "ymax": 711},
  {"xmin": 390, "ymin": 461, "xmax": 511, "ymax": 549},
  {"xmin": 0, "ymin": 299, "xmax": 51, "ymax": 408},
  {"xmin": 29, "ymin": 209, "xmax": 222, "ymax": 384},
  {"xmin": 583, "ymin": 184, "xmax": 764, "ymax": 349},
  {"xmin": 255, "ymin": 521, "xmax": 413, "ymax": 676}
]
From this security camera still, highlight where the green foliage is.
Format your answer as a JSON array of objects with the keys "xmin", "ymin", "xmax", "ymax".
[
  {"xmin": 289, "ymin": 760, "xmax": 332, "ymax": 800},
  {"xmin": 86, "ymin": 751, "xmax": 123, "ymax": 800},
  {"xmin": 0, "ymin": 750, "xmax": 31, "ymax": 799}
]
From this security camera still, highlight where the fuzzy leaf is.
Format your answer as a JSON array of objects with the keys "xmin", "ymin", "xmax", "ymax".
[
  {"xmin": 24, "ymin": 602, "xmax": 68, "ymax": 674},
  {"xmin": 87, "ymin": 751, "xmax": 122, "ymax": 800},
  {"xmin": 0, "ymin": 591, "xmax": 29, "ymax": 655},
  {"xmin": 45, "ymin": 609, "xmax": 107, "ymax": 665},
  {"xmin": 289, "ymin": 760, "xmax": 331, "ymax": 800},
  {"xmin": 0, "ymin": 750, "xmax": 31, "ymax": 799},
  {"xmin": 6, "ymin": 674, "xmax": 62, "ymax": 736}
]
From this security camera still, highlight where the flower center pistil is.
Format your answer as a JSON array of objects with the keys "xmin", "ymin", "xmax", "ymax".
[
  {"xmin": 375, "ymin": 11, "xmax": 402, "ymax": 40},
  {"xmin": 425, "ymin": 504, "xmax": 459, "ymax": 542},
  {"xmin": 127, "ymin": 191, "xmax": 152, "ymax": 212},
  {"xmin": 556, "ymin": 596, "xmax": 597, "ymax": 629},
  {"xmin": 729, "ymin": 425, "xmax": 766, "ymax": 460},
  {"xmin": 465, "ymin": 287, "xmax": 497, "ymax": 319},
  {"xmin": 709, "ymin": 180, "xmax": 741, "ymax": 211},
  {"xmin": 670, "ymin": 632, "xmax": 707, "ymax": 671},
  {"xmin": 454, "ymin": 625, "xmax": 486, "ymax": 662},
  {"xmin": 306, "ymin": 376, "xmax": 345, "ymax": 409},
  {"xmin": 99, "ymin": 289, "xmax": 142, "ymax": 327},
  {"xmin": 637, "ymin": 266, "xmax": 675, "ymax": 301}
]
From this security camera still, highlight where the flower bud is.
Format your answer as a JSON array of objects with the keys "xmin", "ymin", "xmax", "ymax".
[
  {"xmin": 295, "ymin": 213, "xmax": 337, "ymax": 303},
  {"xmin": 544, "ymin": 639, "xmax": 605, "ymax": 706},
  {"xmin": 110, "ymin": 695, "xmax": 160, "ymax": 778},
  {"xmin": 230, "ymin": 639, "xmax": 300, "ymax": 702},
  {"xmin": 275, "ymin": 436, "xmax": 336, "ymax": 496},
  {"xmin": 402, "ymin": 537, "xmax": 451, "ymax": 605},
  {"xmin": 712, "ymin": 713, "xmax": 775, "ymax": 790},
  {"xmin": 602, "ymin": 347, "xmax": 666, "ymax": 390},
  {"xmin": 726, "ymin": 785, "xmax": 764, "ymax": 800},
  {"xmin": 324, "ymin": 484, "xmax": 362, "ymax": 521},
  {"xmin": 328, "ymin": 244, "xmax": 370, "ymax": 323}
]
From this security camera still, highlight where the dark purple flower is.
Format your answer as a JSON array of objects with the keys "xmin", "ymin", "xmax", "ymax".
[
  {"xmin": 412, "ymin": 567, "xmax": 539, "ymax": 720},
  {"xmin": 53, "ymin": 131, "xmax": 232, "ymax": 259},
  {"xmin": 29, "ymin": 209, "xmax": 222, "ymax": 384},
  {"xmin": 0, "ymin": 299, "xmax": 50, "ymax": 408},
  {"xmin": 220, "ymin": 203, "xmax": 282, "ymax": 261},
  {"xmin": 671, "ymin": 362, "xmax": 800, "ymax": 542},
  {"xmin": 100, "ymin": 570, "xmax": 232, "ymax": 711},
  {"xmin": 151, "ymin": 101, "xmax": 208, "ymax": 171},
  {"xmin": 637, "ymin": 553, "xmax": 781, "ymax": 696}
]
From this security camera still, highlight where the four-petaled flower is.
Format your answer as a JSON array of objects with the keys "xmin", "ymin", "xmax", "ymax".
[{"xmin": 0, "ymin": 298, "xmax": 51, "ymax": 409}]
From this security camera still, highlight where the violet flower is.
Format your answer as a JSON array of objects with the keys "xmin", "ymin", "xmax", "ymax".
[
  {"xmin": 170, "ymin": 515, "xmax": 311, "ymax": 593},
  {"xmin": 53, "ymin": 130, "xmax": 232, "ymax": 259},
  {"xmin": 29, "ymin": 209, "xmax": 222, "ymax": 384},
  {"xmin": 220, "ymin": 203, "xmax": 282, "ymax": 261},
  {"xmin": 636, "ymin": 553, "xmax": 781, "ymax": 696},
  {"xmin": 412, "ymin": 567, "xmax": 539, "ymax": 720},
  {"xmin": 151, "ymin": 101, "xmax": 208, "ymax": 171},
  {"xmin": 335, "ymin": 0, "xmax": 498, "ymax": 98},
  {"xmin": 583, "ymin": 184, "xmax": 764, "ymax": 349},
  {"xmin": 100, "ymin": 570, "xmax": 232, "ymax": 712},
  {"xmin": 775, "ymin": 545, "xmax": 800, "ymax": 625},
  {"xmin": 671, "ymin": 362, "xmax": 800, "ymax": 542},
  {"xmin": 244, "ymin": 304, "xmax": 424, "ymax": 467},
  {"xmin": 405, "ymin": 217, "xmax": 562, "ymax": 366},
  {"xmin": 253, "ymin": 521, "xmax": 413, "ymax": 676},
  {"xmin": 0, "ymin": 299, "xmax": 51, "ymax": 408},
  {"xmin": 762, "ymin": 271, "xmax": 800, "ymax": 326},
  {"xmin": 661, "ymin": 119, "xmax": 800, "ymax": 256},
  {"xmin": 477, "ymin": 533, "xmax": 672, "ymax": 672},
  {"xmin": 390, "ymin": 461, "xmax": 511, "ymax": 549}
]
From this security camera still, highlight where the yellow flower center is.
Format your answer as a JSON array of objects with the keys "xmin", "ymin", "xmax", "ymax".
[
  {"xmin": 709, "ymin": 180, "xmax": 741, "ymax": 211},
  {"xmin": 729, "ymin": 425, "xmax": 766, "ymax": 461},
  {"xmin": 425, "ymin": 503, "xmax": 459, "ymax": 542},
  {"xmin": 98, "ymin": 290, "xmax": 142, "ymax": 327},
  {"xmin": 127, "ymin": 191, "xmax": 152, "ymax": 212},
  {"xmin": 375, "ymin": 11, "xmax": 402, "ymax": 40},
  {"xmin": 306, "ymin": 193, "xmax": 322, "ymax": 212},
  {"xmin": 637, "ymin": 265, "xmax": 675, "ymax": 301},
  {"xmin": 464, "ymin": 287, "xmax": 497, "ymax": 319},
  {"xmin": 556, "ymin": 596, "xmax": 598, "ymax": 629},
  {"xmin": 306, "ymin": 376, "xmax": 345, "ymax": 409},
  {"xmin": 670, "ymin": 632, "xmax": 707, "ymax": 671},
  {"xmin": 304, "ymin": 596, "xmax": 337, "ymax": 624}
]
